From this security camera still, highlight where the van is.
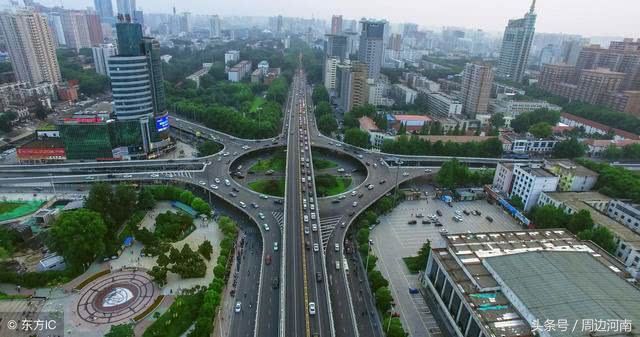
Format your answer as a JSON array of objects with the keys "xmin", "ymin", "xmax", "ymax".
[{"xmin": 335, "ymin": 261, "xmax": 341, "ymax": 270}]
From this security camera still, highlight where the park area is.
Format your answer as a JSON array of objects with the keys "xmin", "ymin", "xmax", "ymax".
[
  {"xmin": 0, "ymin": 200, "xmax": 45, "ymax": 222},
  {"xmin": 248, "ymin": 178, "xmax": 286, "ymax": 197},
  {"xmin": 315, "ymin": 174, "xmax": 352, "ymax": 197}
]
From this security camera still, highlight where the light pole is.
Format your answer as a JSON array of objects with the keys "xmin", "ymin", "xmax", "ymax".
[
  {"xmin": 49, "ymin": 173, "xmax": 56, "ymax": 196},
  {"xmin": 387, "ymin": 304, "xmax": 395, "ymax": 334},
  {"xmin": 365, "ymin": 239, "xmax": 372, "ymax": 271}
]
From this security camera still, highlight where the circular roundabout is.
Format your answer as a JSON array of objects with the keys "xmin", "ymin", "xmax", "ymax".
[{"xmin": 76, "ymin": 270, "xmax": 157, "ymax": 324}]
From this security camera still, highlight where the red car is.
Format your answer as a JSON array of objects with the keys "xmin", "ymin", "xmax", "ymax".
[{"xmin": 265, "ymin": 254, "xmax": 272, "ymax": 265}]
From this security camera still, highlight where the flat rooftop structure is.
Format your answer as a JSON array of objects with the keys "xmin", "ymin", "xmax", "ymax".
[
  {"xmin": 544, "ymin": 159, "xmax": 599, "ymax": 177},
  {"xmin": 518, "ymin": 165, "xmax": 556, "ymax": 178},
  {"xmin": 429, "ymin": 230, "xmax": 635, "ymax": 337}
]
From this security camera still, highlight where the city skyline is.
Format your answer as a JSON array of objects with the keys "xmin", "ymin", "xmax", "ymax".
[{"xmin": 28, "ymin": 0, "xmax": 640, "ymax": 37}]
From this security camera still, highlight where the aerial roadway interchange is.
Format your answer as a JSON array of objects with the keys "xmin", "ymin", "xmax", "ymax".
[{"xmin": 0, "ymin": 69, "xmax": 540, "ymax": 337}]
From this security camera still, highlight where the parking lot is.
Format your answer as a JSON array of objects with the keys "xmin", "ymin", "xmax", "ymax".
[{"xmin": 370, "ymin": 194, "xmax": 523, "ymax": 337}]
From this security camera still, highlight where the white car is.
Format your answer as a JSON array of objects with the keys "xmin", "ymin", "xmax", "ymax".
[
  {"xmin": 258, "ymin": 212, "xmax": 265, "ymax": 220},
  {"xmin": 308, "ymin": 302, "xmax": 316, "ymax": 315},
  {"xmin": 123, "ymin": 174, "xmax": 133, "ymax": 178},
  {"xmin": 313, "ymin": 243, "xmax": 319, "ymax": 252},
  {"xmin": 334, "ymin": 243, "xmax": 340, "ymax": 252},
  {"xmin": 263, "ymin": 223, "xmax": 270, "ymax": 231},
  {"xmin": 150, "ymin": 173, "xmax": 159, "ymax": 178},
  {"xmin": 304, "ymin": 215, "xmax": 309, "ymax": 223},
  {"xmin": 273, "ymin": 242, "xmax": 279, "ymax": 251},
  {"xmin": 352, "ymin": 201, "xmax": 358, "ymax": 207},
  {"xmin": 210, "ymin": 184, "xmax": 219, "ymax": 190},
  {"xmin": 312, "ymin": 223, "xmax": 318, "ymax": 232},
  {"xmin": 402, "ymin": 172, "xmax": 409, "ymax": 177},
  {"xmin": 225, "ymin": 179, "xmax": 231, "ymax": 186},
  {"xmin": 351, "ymin": 190, "xmax": 357, "ymax": 196},
  {"xmin": 235, "ymin": 301, "xmax": 241, "ymax": 313},
  {"xmin": 214, "ymin": 178, "xmax": 221, "ymax": 184},
  {"xmin": 199, "ymin": 181, "xmax": 206, "ymax": 186},
  {"xmin": 239, "ymin": 202, "xmax": 246, "ymax": 208},
  {"xmin": 304, "ymin": 226, "xmax": 310, "ymax": 235},
  {"xmin": 260, "ymin": 194, "xmax": 268, "ymax": 199}
]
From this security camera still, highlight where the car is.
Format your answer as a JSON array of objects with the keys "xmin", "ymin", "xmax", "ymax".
[
  {"xmin": 340, "ymin": 221, "xmax": 346, "ymax": 228},
  {"xmin": 311, "ymin": 212, "xmax": 316, "ymax": 220},
  {"xmin": 273, "ymin": 242, "xmax": 279, "ymax": 251},
  {"xmin": 379, "ymin": 179, "xmax": 386, "ymax": 184},
  {"xmin": 313, "ymin": 243, "xmax": 319, "ymax": 252},
  {"xmin": 486, "ymin": 216, "xmax": 494, "ymax": 222},
  {"xmin": 251, "ymin": 202, "xmax": 259, "ymax": 209},
  {"xmin": 232, "ymin": 187, "xmax": 240, "ymax": 192},
  {"xmin": 272, "ymin": 277, "xmax": 279, "ymax": 289},
  {"xmin": 214, "ymin": 178, "xmax": 221, "ymax": 184},
  {"xmin": 422, "ymin": 220, "xmax": 430, "ymax": 225},
  {"xmin": 311, "ymin": 222, "xmax": 317, "ymax": 231},
  {"xmin": 453, "ymin": 216, "xmax": 463, "ymax": 222},
  {"xmin": 263, "ymin": 223, "xmax": 270, "ymax": 231},
  {"xmin": 334, "ymin": 243, "xmax": 340, "ymax": 252},
  {"xmin": 455, "ymin": 210, "xmax": 462, "ymax": 216},
  {"xmin": 416, "ymin": 213, "xmax": 424, "ymax": 218},
  {"xmin": 224, "ymin": 179, "xmax": 231, "ymax": 186},
  {"xmin": 339, "ymin": 195, "xmax": 346, "ymax": 200},
  {"xmin": 436, "ymin": 210, "xmax": 443, "ymax": 216},
  {"xmin": 123, "ymin": 174, "xmax": 133, "ymax": 178},
  {"xmin": 265, "ymin": 254, "xmax": 272, "ymax": 265},
  {"xmin": 274, "ymin": 199, "xmax": 284, "ymax": 205},
  {"xmin": 304, "ymin": 226, "xmax": 310, "ymax": 235},
  {"xmin": 352, "ymin": 201, "xmax": 358, "ymax": 207},
  {"xmin": 463, "ymin": 210, "xmax": 470, "ymax": 216},
  {"xmin": 402, "ymin": 172, "xmax": 409, "ymax": 177},
  {"xmin": 408, "ymin": 220, "xmax": 417, "ymax": 225},
  {"xmin": 150, "ymin": 173, "xmax": 159, "ymax": 178},
  {"xmin": 229, "ymin": 192, "xmax": 237, "ymax": 197},
  {"xmin": 260, "ymin": 194, "xmax": 268, "ymax": 199},
  {"xmin": 309, "ymin": 302, "xmax": 316, "ymax": 315},
  {"xmin": 358, "ymin": 193, "xmax": 364, "ymax": 198},
  {"xmin": 305, "ymin": 240, "xmax": 310, "ymax": 250},
  {"xmin": 332, "ymin": 199, "xmax": 340, "ymax": 204},
  {"xmin": 258, "ymin": 212, "xmax": 265, "ymax": 220},
  {"xmin": 424, "ymin": 168, "xmax": 432, "ymax": 173},
  {"xmin": 367, "ymin": 184, "xmax": 374, "ymax": 190},
  {"xmin": 239, "ymin": 202, "xmax": 246, "ymax": 208},
  {"xmin": 210, "ymin": 184, "xmax": 219, "ymax": 190},
  {"xmin": 351, "ymin": 190, "xmax": 357, "ymax": 196},
  {"xmin": 434, "ymin": 221, "xmax": 443, "ymax": 227},
  {"xmin": 304, "ymin": 215, "xmax": 309, "ymax": 222},
  {"xmin": 348, "ymin": 211, "xmax": 355, "ymax": 217},
  {"xmin": 316, "ymin": 272, "xmax": 323, "ymax": 282},
  {"xmin": 335, "ymin": 260, "xmax": 341, "ymax": 269},
  {"xmin": 235, "ymin": 302, "xmax": 241, "ymax": 313}
]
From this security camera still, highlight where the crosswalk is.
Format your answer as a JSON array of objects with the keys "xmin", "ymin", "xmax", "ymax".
[
  {"xmin": 318, "ymin": 215, "xmax": 343, "ymax": 248},
  {"xmin": 162, "ymin": 171, "xmax": 193, "ymax": 179},
  {"xmin": 410, "ymin": 290, "xmax": 442, "ymax": 337},
  {"xmin": 271, "ymin": 211, "xmax": 284, "ymax": 228}
]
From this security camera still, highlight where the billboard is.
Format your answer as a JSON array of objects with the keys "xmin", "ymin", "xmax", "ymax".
[{"xmin": 156, "ymin": 115, "xmax": 169, "ymax": 132}]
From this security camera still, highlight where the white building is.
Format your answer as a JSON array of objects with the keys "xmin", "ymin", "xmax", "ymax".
[
  {"xmin": 500, "ymin": 133, "xmax": 558, "ymax": 154},
  {"xmin": 224, "ymin": 50, "xmax": 240, "ymax": 65},
  {"xmin": 489, "ymin": 93, "xmax": 561, "ymax": 117},
  {"xmin": 324, "ymin": 57, "xmax": 339, "ymax": 90},
  {"xmin": 367, "ymin": 78, "xmax": 393, "ymax": 107},
  {"xmin": 258, "ymin": 60, "xmax": 269, "ymax": 75},
  {"xmin": 228, "ymin": 60, "xmax": 252, "ymax": 82},
  {"xmin": 91, "ymin": 43, "xmax": 116, "ymax": 76},
  {"xmin": 390, "ymin": 83, "xmax": 417, "ymax": 105},
  {"xmin": 492, "ymin": 162, "xmax": 516, "ymax": 195},
  {"xmin": 424, "ymin": 90, "xmax": 463, "ymax": 117},
  {"xmin": 509, "ymin": 164, "xmax": 559, "ymax": 211},
  {"xmin": 608, "ymin": 200, "xmax": 640, "ymax": 234},
  {"xmin": 543, "ymin": 159, "xmax": 598, "ymax": 192}
]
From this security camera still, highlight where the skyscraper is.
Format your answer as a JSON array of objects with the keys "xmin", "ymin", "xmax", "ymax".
[
  {"xmin": 358, "ymin": 19, "xmax": 386, "ymax": 79},
  {"xmin": 460, "ymin": 62, "xmax": 494, "ymax": 118},
  {"xmin": 0, "ymin": 10, "xmax": 61, "ymax": 84},
  {"xmin": 331, "ymin": 15, "xmax": 342, "ymax": 34},
  {"xmin": 116, "ymin": 0, "xmax": 136, "ymax": 17},
  {"xmin": 94, "ymin": 0, "xmax": 113, "ymax": 22},
  {"xmin": 180, "ymin": 12, "xmax": 191, "ymax": 33},
  {"xmin": 325, "ymin": 34, "xmax": 347, "ymax": 60},
  {"xmin": 496, "ymin": 0, "xmax": 537, "ymax": 83},
  {"xmin": 92, "ymin": 43, "xmax": 115, "ymax": 75},
  {"xmin": 85, "ymin": 11, "xmax": 104, "ymax": 45},
  {"xmin": 209, "ymin": 15, "xmax": 221, "ymax": 38}
]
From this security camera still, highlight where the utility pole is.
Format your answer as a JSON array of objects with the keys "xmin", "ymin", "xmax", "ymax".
[{"xmin": 393, "ymin": 158, "xmax": 403, "ymax": 203}]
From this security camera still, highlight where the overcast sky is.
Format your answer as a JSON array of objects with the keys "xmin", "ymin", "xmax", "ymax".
[{"xmin": 27, "ymin": 0, "xmax": 640, "ymax": 37}]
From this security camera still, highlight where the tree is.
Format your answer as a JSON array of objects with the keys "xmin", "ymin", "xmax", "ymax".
[
  {"xmin": 198, "ymin": 240, "xmax": 213, "ymax": 260},
  {"xmin": 85, "ymin": 183, "xmax": 114, "ymax": 224},
  {"xmin": 368, "ymin": 270, "xmax": 389, "ymax": 291},
  {"xmin": 529, "ymin": 205, "xmax": 569, "ymax": 229},
  {"xmin": 509, "ymin": 195, "xmax": 525, "ymax": 211},
  {"xmin": 602, "ymin": 145, "xmax": 623, "ymax": 160},
  {"xmin": 374, "ymin": 286, "xmax": 393, "ymax": 312},
  {"xmin": 553, "ymin": 138, "xmax": 585, "ymax": 159},
  {"xmin": 578, "ymin": 226, "xmax": 616, "ymax": 253},
  {"xmin": 315, "ymin": 101, "xmax": 331, "ymax": 116},
  {"xmin": 113, "ymin": 184, "xmax": 137, "ymax": 225},
  {"xmin": 105, "ymin": 324, "xmax": 135, "ymax": 337},
  {"xmin": 312, "ymin": 85, "xmax": 329, "ymax": 103},
  {"xmin": 528, "ymin": 122, "xmax": 552, "ymax": 138},
  {"xmin": 138, "ymin": 187, "xmax": 156, "ymax": 210},
  {"xmin": 343, "ymin": 128, "xmax": 370, "ymax": 148},
  {"xmin": 49, "ymin": 209, "xmax": 107, "ymax": 271},
  {"xmin": 0, "ymin": 111, "xmax": 17, "ymax": 132},
  {"xmin": 489, "ymin": 113, "xmax": 505, "ymax": 129},
  {"xmin": 190, "ymin": 197, "xmax": 211, "ymax": 215},
  {"xmin": 436, "ymin": 159, "xmax": 472, "ymax": 189},
  {"xmin": 154, "ymin": 211, "xmax": 193, "ymax": 241},
  {"xmin": 318, "ymin": 114, "xmax": 338, "ymax": 135},
  {"xmin": 149, "ymin": 266, "xmax": 168, "ymax": 287},
  {"xmin": 567, "ymin": 209, "xmax": 594, "ymax": 234},
  {"xmin": 197, "ymin": 141, "xmax": 222, "ymax": 156},
  {"xmin": 511, "ymin": 108, "xmax": 560, "ymax": 133}
]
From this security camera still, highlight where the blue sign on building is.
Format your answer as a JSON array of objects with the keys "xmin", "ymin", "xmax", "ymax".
[{"xmin": 156, "ymin": 115, "xmax": 169, "ymax": 132}]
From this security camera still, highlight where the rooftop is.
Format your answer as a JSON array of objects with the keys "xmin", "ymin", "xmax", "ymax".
[
  {"xmin": 561, "ymin": 112, "xmax": 639, "ymax": 140},
  {"xmin": 516, "ymin": 165, "xmax": 556, "ymax": 178},
  {"xmin": 544, "ymin": 159, "xmax": 599, "ymax": 177},
  {"xmin": 415, "ymin": 135, "xmax": 496, "ymax": 144},
  {"xmin": 391, "ymin": 114, "xmax": 433, "ymax": 122},
  {"xmin": 485, "ymin": 251, "xmax": 640, "ymax": 337},
  {"xmin": 358, "ymin": 116, "xmax": 379, "ymax": 132}
]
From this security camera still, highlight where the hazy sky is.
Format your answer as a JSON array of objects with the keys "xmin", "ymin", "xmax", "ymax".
[{"xmin": 29, "ymin": 0, "xmax": 640, "ymax": 37}]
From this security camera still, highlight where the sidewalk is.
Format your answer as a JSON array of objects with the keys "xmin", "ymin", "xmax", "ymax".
[{"xmin": 211, "ymin": 235, "xmax": 241, "ymax": 337}]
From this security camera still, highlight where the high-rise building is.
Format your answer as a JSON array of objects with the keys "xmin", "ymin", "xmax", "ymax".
[
  {"xmin": 324, "ymin": 57, "xmax": 339, "ymax": 90},
  {"xmin": 575, "ymin": 39, "xmax": 640, "ymax": 91},
  {"xmin": 0, "ymin": 10, "xmax": 61, "ymax": 85},
  {"xmin": 276, "ymin": 15, "xmax": 283, "ymax": 35},
  {"xmin": 62, "ymin": 11, "xmax": 92, "ymax": 51},
  {"xmin": 337, "ymin": 61, "xmax": 368, "ymax": 112},
  {"xmin": 116, "ymin": 0, "xmax": 136, "ymax": 17},
  {"xmin": 388, "ymin": 33, "xmax": 402, "ymax": 52},
  {"xmin": 496, "ymin": 0, "xmax": 537, "ymax": 83},
  {"xmin": 574, "ymin": 68, "xmax": 625, "ymax": 105},
  {"xmin": 94, "ymin": 0, "xmax": 114, "ymax": 22},
  {"xmin": 358, "ymin": 19, "xmax": 386, "ymax": 79},
  {"xmin": 92, "ymin": 43, "xmax": 116, "ymax": 75},
  {"xmin": 85, "ymin": 12, "xmax": 104, "ymax": 45},
  {"xmin": 460, "ymin": 62, "xmax": 494, "ymax": 118},
  {"xmin": 325, "ymin": 34, "xmax": 347, "ymax": 60},
  {"xmin": 46, "ymin": 12, "xmax": 65, "ymax": 47},
  {"xmin": 209, "ymin": 15, "xmax": 221, "ymax": 38},
  {"xmin": 560, "ymin": 39, "xmax": 586, "ymax": 66},
  {"xmin": 108, "ymin": 17, "xmax": 168, "ymax": 153},
  {"xmin": 180, "ymin": 12, "xmax": 191, "ymax": 33},
  {"xmin": 331, "ymin": 15, "xmax": 342, "ymax": 34}
]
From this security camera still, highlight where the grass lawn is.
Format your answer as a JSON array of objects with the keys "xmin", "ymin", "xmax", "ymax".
[
  {"xmin": 248, "ymin": 178, "xmax": 286, "ymax": 197},
  {"xmin": 0, "ymin": 202, "xmax": 22, "ymax": 214},
  {"xmin": 315, "ymin": 174, "xmax": 352, "ymax": 197},
  {"xmin": 250, "ymin": 152, "xmax": 287, "ymax": 173},
  {"xmin": 250, "ymin": 97, "xmax": 265, "ymax": 112},
  {"xmin": 313, "ymin": 157, "xmax": 338, "ymax": 170}
]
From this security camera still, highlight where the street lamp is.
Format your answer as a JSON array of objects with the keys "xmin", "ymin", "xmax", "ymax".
[
  {"xmin": 365, "ymin": 239, "xmax": 372, "ymax": 272},
  {"xmin": 387, "ymin": 304, "xmax": 395, "ymax": 334}
]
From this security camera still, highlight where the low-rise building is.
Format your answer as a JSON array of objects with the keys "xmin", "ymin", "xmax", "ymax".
[
  {"xmin": 424, "ymin": 90, "xmax": 462, "ymax": 117},
  {"xmin": 386, "ymin": 114, "xmax": 432, "ymax": 133},
  {"xmin": 583, "ymin": 139, "xmax": 640, "ymax": 157},
  {"xmin": 543, "ymin": 159, "xmax": 598, "ymax": 192},
  {"xmin": 224, "ymin": 50, "xmax": 240, "ymax": 65},
  {"xmin": 390, "ymin": 83, "xmax": 417, "ymax": 105},
  {"xmin": 537, "ymin": 191, "xmax": 640, "ymax": 278},
  {"xmin": 228, "ymin": 60, "xmax": 252, "ymax": 82},
  {"xmin": 510, "ymin": 164, "xmax": 559, "ymax": 211},
  {"xmin": 489, "ymin": 94, "xmax": 561, "ymax": 117},
  {"xmin": 492, "ymin": 162, "xmax": 516, "ymax": 195},
  {"xmin": 500, "ymin": 132, "xmax": 558, "ymax": 154},
  {"xmin": 607, "ymin": 199, "xmax": 640, "ymax": 234},
  {"xmin": 560, "ymin": 112, "xmax": 639, "ymax": 141},
  {"xmin": 16, "ymin": 138, "xmax": 66, "ymax": 163},
  {"xmin": 423, "ymin": 230, "xmax": 639, "ymax": 337},
  {"xmin": 186, "ymin": 63, "xmax": 213, "ymax": 88}
]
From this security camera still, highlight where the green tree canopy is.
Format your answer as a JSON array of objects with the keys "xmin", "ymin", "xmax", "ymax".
[
  {"xmin": 552, "ymin": 138, "xmax": 585, "ymax": 159},
  {"xmin": 49, "ymin": 209, "xmax": 107, "ymax": 271},
  {"xmin": 343, "ymin": 128, "xmax": 370, "ymax": 148},
  {"xmin": 528, "ymin": 122, "xmax": 552, "ymax": 138}
]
